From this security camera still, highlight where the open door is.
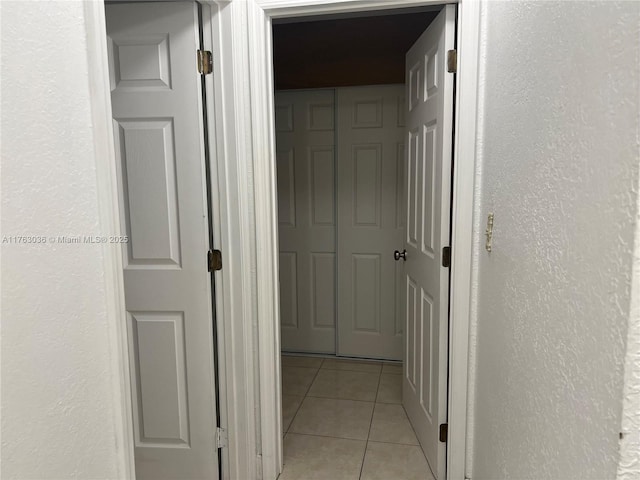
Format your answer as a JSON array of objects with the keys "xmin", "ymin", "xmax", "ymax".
[
  {"xmin": 106, "ymin": 3, "xmax": 219, "ymax": 479},
  {"xmin": 402, "ymin": 5, "xmax": 455, "ymax": 480}
]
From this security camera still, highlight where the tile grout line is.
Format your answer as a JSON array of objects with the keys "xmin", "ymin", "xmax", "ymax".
[
  {"xmin": 286, "ymin": 357, "xmax": 325, "ymax": 436},
  {"xmin": 358, "ymin": 366, "xmax": 383, "ymax": 480},
  {"xmin": 282, "ymin": 358, "xmax": 324, "ymax": 438},
  {"xmin": 304, "ymin": 358, "xmax": 324, "ymax": 397},
  {"xmin": 284, "ymin": 431, "xmax": 369, "ymax": 442}
]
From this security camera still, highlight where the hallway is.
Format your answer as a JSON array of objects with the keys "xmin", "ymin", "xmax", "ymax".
[{"xmin": 280, "ymin": 356, "xmax": 435, "ymax": 480}]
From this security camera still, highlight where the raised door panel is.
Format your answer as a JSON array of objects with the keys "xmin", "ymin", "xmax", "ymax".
[
  {"xmin": 129, "ymin": 312, "xmax": 189, "ymax": 446},
  {"xmin": 311, "ymin": 253, "xmax": 335, "ymax": 329},
  {"xmin": 279, "ymin": 252, "xmax": 298, "ymax": 328},
  {"xmin": 353, "ymin": 145, "xmax": 382, "ymax": 227},
  {"xmin": 277, "ymin": 148, "xmax": 296, "ymax": 227},
  {"xmin": 421, "ymin": 123, "xmax": 437, "ymax": 259},
  {"xmin": 109, "ymin": 34, "xmax": 172, "ymax": 91},
  {"xmin": 352, "ymin": 254, "xmax": 381, "ymax": 333},
  {"xmin": 309, "ymin": 147, "xmax": 335, "ymax": 226},
  {"xmin": 115, "ymin": 119, "xmax": 181, "ymax": 268}
]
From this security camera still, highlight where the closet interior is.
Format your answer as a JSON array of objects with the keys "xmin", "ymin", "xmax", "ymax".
[{"xmin": 274, "ymin": 9, "xmax": 438, "ymax": 361}]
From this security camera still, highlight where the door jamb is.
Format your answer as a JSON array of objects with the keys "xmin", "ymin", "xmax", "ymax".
[
  {"xmin": 83, "ymin": 1, "xmax": 136, "ymax": 478},
  {"xmin": 245, "ymin": 1, "xmax": 481, "ymax": 479}
]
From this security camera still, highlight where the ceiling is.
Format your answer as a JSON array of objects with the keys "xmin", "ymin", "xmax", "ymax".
[{"xmin": 272, "ymin": 10, "xmax": 440, "ymax": 90}]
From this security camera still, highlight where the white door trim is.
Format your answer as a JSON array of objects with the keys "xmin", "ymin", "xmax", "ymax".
[
  {"xmin": 448, "ymin": 1, "xmax": 481, "ymax": 478},
  {"xmin": 83, "ymin": 2, "xmax": 135, "ymax": 478},
  {"xmin": 203, "ymin": 2, "xmax": 260, "ymax": 479},
  {"xmin": 244, "ymin": 1, "xmax": 481, "ymax": 479}
]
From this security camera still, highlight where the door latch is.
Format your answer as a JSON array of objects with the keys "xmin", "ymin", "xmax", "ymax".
[{"xmin": 485, "ymin": 213, "xmax": 494, "ymax": 252}]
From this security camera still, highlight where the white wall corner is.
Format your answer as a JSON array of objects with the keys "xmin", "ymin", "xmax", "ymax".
[
  {"xmin": 82, "ymin": 2, "xmax": 136, "ymax": 478},
  {"xmin": 617, "ymin": 162, "xmax": 640, "ymax": 478},
  {"xmin": 463, "ymin": 0, "xmax": 488, "ymax": 477}
]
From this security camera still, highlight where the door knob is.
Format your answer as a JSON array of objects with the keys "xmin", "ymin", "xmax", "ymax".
[{"xmin": 394, "ymin": 249, "xmax": 407, "ymax": 261}]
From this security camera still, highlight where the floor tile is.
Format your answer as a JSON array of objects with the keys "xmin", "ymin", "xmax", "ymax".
[
  {"xmin": 282, "ymin": 355, "xmax": 324, "ymax": 368},
  {"xmin": 308, "ymin": 368, "xmax": 380, "ymax": 401},
  {"xmin": 279, "ymin": 433, "xmax": 366, "ymax": 480},
  {"xmin": 376, "ymin": 373, "xmax": 402, "ymax": 404},
  {"xmin": 382, "ymin": 363, "xmax": 402, "ymax": 375},
  {"xmin": 360, "ymin": 441, "xmax": 434, "ymax": 480},
  {"xmin": 368, "ymin": 403, "xmax": 418, "ymax": 445},
  {"xmin": 322, "ymin": 357, "xmax": 382, "ymax": 374},
  {"xmin": 289, "ymin": 396, "xmax": 374, "ymax": 440},
  {"xmin": 282, "ymin": 394, "xmax": 304, "ymax": 432},
  {"xmin": 282, "ymin": 366, "xmax": 318, "ymax": 396}
]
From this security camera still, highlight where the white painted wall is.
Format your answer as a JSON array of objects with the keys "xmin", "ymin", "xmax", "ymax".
[
  {"xmin": 618, "ymin": 165, "xmax": 640, "ymax": 478},
  {"xmin": 468, "ymin": 1, "xmax": 640, "ymax": 479},
  {"xmin": 1, "ymin": 1, "xmax": 130, "ymax": 478}
]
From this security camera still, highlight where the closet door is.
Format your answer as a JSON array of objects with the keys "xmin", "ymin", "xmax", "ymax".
[
  {"xmin": 336, "ymin": 85, "xmax": 405, "ymax": 360},
  {"xmin": 107, "ymin": 3, "xmax": 219, "ymax": 479},
  {"xmin": 276, "ymin": 90, "xmax": 336, "ymax": 353}
]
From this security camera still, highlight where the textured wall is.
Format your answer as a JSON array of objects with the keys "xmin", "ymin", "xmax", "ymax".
[
  {"xmin": 618, "ymin": 177, "xmax": 640, "ymax": 478},
  {"xmin": 470, "ymin": 1, "xmax": 640, "ymax": 479},
  {"xmin": 1, "ymin": 2, "xmax": 126, "ymax": 478}
]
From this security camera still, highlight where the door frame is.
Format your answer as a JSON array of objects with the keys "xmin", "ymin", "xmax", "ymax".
[
  {"xmin": 85, "ymin": 0, "xmax": 480, "ymax": 479},
  {"xmin": 245, "ymin": 1, "xmax": 481, "ymax": 479}
]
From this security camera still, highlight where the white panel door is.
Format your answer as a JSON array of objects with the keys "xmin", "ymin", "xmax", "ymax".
[
  {"xmin": 276, "ymin": 90, "xmax": 336, "ymax": 353},
  {"xmin": 402, "ymin": 6, "xmax": 455, "ymax": 480},
  {"xmin": 336, "ymin": 85, "xmax": 405, "ymax": 360},
  {"xmin": 106, "ymin": 3, "xmax": 219, "ymax": 479}
]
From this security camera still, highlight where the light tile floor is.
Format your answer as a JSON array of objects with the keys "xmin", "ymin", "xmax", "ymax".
[{"xmin": 280, "ymin": 355, "xmax": 435, "ymax": 480}]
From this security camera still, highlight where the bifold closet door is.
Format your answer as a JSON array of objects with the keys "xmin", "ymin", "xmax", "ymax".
[
  {"xmin": 275, "ymin": 90, "xmax": 336, "ymax": 354},
  {"xmin": 336, "ymin": 85, "xmax": 405, "ymax": 360},
  {"xmin": 107, "ymin": 3, "xmax": 219, "ymax": 479}
]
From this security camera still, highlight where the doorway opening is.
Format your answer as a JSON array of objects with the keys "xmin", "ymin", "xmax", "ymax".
[{"xmin": 273, "ymin": 5, "xmax": 455, "ymax": 479}]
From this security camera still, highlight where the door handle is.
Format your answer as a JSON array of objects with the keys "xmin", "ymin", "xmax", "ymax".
[{"xmin": 394, "ymin": 249, "xmax": 407, "ymax": 261}]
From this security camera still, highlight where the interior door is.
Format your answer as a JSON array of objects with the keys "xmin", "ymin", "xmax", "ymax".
[
  {"xmin": 402, "ymin": 5, "xmax": 455, "ymax": 480},
  {"xmin": 276, "ymin": 90, "xmax": 336, "ymax": 354},
  {"xmin": 336, "ymin": 85, "xmax": 405, "ymax": 360},
  {"xmin": 106, "ymin": 3, "xmax": 219, "ymax": 479}
]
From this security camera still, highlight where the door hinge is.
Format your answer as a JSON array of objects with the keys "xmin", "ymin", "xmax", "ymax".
[
  {"xmin": 439, "ymin": 423, "xmax": 448, "ymax": 442},
  {"xmin": 197, "ymin": 50, "xmax": 213, "ymax": 75},
  {"xmin": 208, "ymin": 249, "xmax": 222, "ymax": 272},
  {"xmin": 442, "ymin": 246, "xmax": 451, "ymax": 268},
  {"xmin": 216, "ymin": 427, "xmax": 227, "ymax": 449},
  {"xmin": 256, "ymin": 454, "xmax": 263, "ymax": 478},
  {"xmin": 447, "ymin": 49, "xmax": 457, "ymax": 73}
]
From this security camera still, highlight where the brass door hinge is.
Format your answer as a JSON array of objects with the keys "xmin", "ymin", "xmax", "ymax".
[
  {"xmin": 439, "ymin": 423, "xmax": 448, "ymax": 442},
  {"xmin": 208, "ymin": 249, "xmax": 222, "ymax": 272},
  {"xmin": 447, "ymin": 49, "xmax": 457, "ymax": 73},
  {"xmin": 197, "ymin": 50, "xmax": 213, "ymax": 75},
  {"xmin": 442, "ymin": 246, "xmax": 451, "ymax": 268},
  {"xmin": 216, "ymin": 427, "xmax": 227, "ymax": 449}
]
